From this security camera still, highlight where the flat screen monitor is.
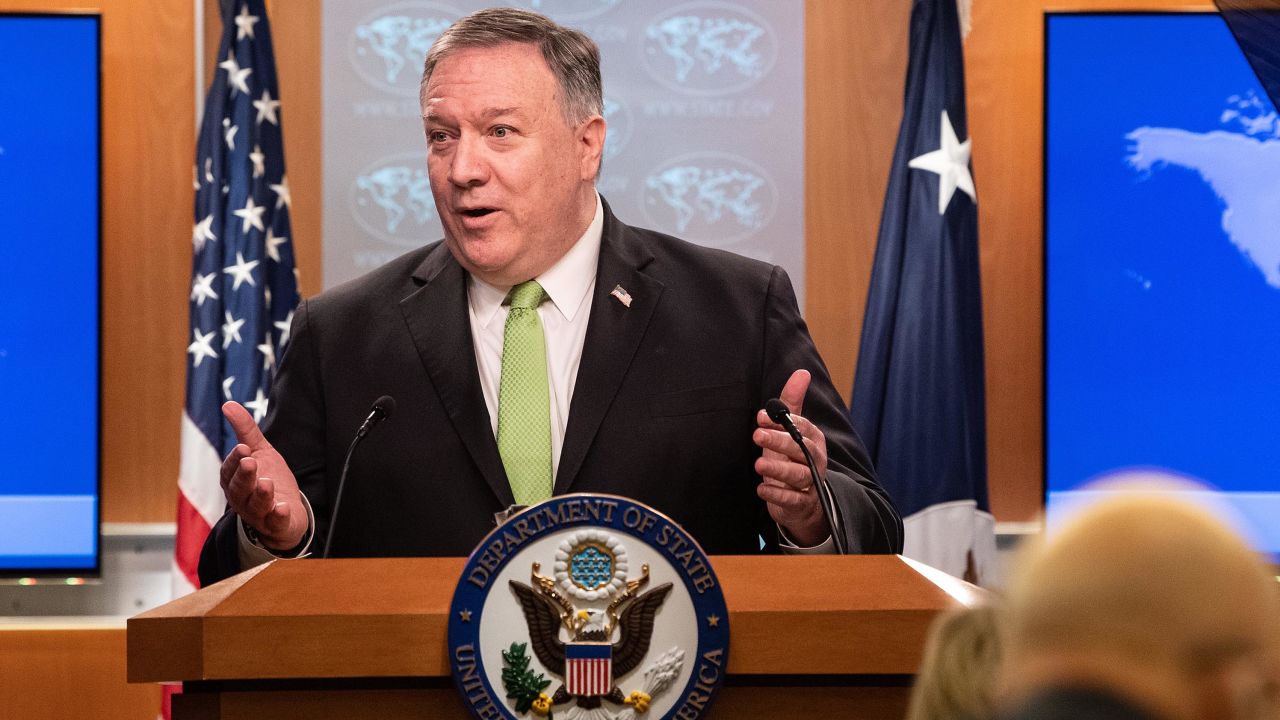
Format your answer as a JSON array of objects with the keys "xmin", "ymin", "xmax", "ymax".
[
  {"xmin": 1045, "ymin": 12, "xmax": 1280, "ymax": 556},
  {"xmin": 0, "ymin": 13, "xmax": 102, "ymax": 576}
]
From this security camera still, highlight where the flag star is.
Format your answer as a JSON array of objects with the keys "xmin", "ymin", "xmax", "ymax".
[
  {"xmin": 265, "ymin": 227, "xmax": 288, "ymax": 262},
  {"xmin": 907, "ymin": 109, "xmax": 976, "ymax": 215},
  {"xmin": 257, "ymin": 339, "xmax": 276, "ymax": 371},
  {"xmin": 191, "ymin": 272, "xmax": 219, "ymax": 306},
  {"xmin": 274, "ymin": 310, "xmax": 294, "ymax": 347},
  {"xmin": 187, "ymin": 329, "xmax": 218, "ymax": 368},
  {"xmin": 204, "ymin": 157, "xmax": 214, "ymax": 183},
  {"xmin": 234, "ymin": 4, "xmax": 260, "ymax": 41},
  {"xmin": 223, "ymin": 251, "xmax": 260, "ymax": 290},
  {"xmin": 222, "ymin": 311, "xmax": 246, "ymax": 348},
  {"xmin": 222, "ymin": 376, "xmax": 236, "ymax": 400},
  {"xmin": 269, "ymin": 175, "xmax": 291, "ymax": 210},
  {"xmin": 223, "ymin": 118, "xmax": 238, "ymax": 151},
  {"xmin": 218, "ymin": 54, "xmax": 253, "ymax": 96},
  {"xmin": 250, "ymin": 145, "xmax": 265, "ymax": 178},
  {"xmin": 233, "ymin": 196, "xmax": 266, "ymax": 234},
  {"xmin": 244, "ymin": 387, "xmax": 269, "ymax": 423},
  {"xmin": 192, "ymin": 215, "xmax": 216, "ymax": 252},
  {"xmin": 253, "ymin": 89, "xmax": 280, "ymax": 126}
]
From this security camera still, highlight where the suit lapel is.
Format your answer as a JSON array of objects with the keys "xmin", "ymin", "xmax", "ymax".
[
  {"xmin": 555, "ymin": 209, "xmax": 664, "ymax": 494},
  {"xmin": 399, "ymin": 246, "xmax": 514, "ymax": 507}
]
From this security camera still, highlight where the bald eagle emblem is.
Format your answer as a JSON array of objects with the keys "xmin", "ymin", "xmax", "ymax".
[{"xmin": 507, "ymin": 531, "xmax": 677, "ymax": 715}]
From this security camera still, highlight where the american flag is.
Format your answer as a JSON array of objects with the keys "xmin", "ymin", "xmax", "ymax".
[
  {"xmin": 565, "ymin": 642, "xmax": 612, "ymax": 697},
  {"xmin": 174, "ymin": 0, "xmax": 298, "ymax": 600}
]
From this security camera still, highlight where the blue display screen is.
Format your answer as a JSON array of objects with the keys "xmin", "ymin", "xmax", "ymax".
[
  {"xmin": 0, "ymin": 15, "xmax": 101, "ymax": 574},
  {"xmin": 1046, "ymin": 13, "xmax": 1280, "ymax": 555}
]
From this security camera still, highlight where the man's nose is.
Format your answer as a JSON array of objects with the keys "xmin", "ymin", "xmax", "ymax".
[{"xmin": 448, "ymin": 133, "xmax": 489, "ymax": 187}]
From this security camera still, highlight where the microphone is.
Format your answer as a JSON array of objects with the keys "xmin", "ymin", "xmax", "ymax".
[
  {"xmin": 323, "ymin": 395, "xmax": 396, "ymax": 559},
  {"xmin": 764, "ymin": 398, "xmax": 849, "ymax": 555}
]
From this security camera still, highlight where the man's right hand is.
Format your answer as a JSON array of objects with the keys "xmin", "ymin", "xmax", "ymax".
[{"xmin": 219, "ymin": 401, "xmax": 308, "ymax": 551}]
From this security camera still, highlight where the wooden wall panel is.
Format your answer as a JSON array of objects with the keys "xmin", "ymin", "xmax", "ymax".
[
  {"xmin": 0, "ymin": 627, "xmax": 161, "ymax": 720},
  {"xmin": 266, "ymin": 0, "xmax": 323, "ymax": 299},
  {"xmin": 804, "ymin": 0, "xmax": 912, "ymax": 408}
]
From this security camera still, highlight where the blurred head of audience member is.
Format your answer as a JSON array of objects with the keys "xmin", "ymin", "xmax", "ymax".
[
  {"xmin": 998, "ymin": 493, "xmax": 1280, "ymax": 720},
  {"xmin": 907, "ymin": 602, "xmax": 1004, "ymax": 720}
]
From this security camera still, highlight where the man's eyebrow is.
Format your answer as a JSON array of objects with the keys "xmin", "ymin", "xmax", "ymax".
[{"xmin": 423, "ymin": 106, "xmax": 522, "ymax": 124}]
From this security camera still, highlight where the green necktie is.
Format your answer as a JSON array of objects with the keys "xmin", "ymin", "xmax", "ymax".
[{"xmin": 497, "ymin": 281, "xmax": 553, "ymax": 505}]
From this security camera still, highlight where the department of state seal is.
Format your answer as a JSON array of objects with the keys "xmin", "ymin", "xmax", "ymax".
[{"xmin": 449, "ymin": 494, "xmax": 730, "ymax": 720}]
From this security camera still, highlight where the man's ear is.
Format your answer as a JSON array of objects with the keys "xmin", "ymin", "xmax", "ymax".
[{"xmin": 578, "ymin": 115, "xmax": 606, "ymax": 181}]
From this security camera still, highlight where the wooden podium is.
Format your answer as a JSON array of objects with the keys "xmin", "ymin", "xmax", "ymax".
[{"xmin": 129, "ymin": 556, "xmax": 976, "ymax": 719}]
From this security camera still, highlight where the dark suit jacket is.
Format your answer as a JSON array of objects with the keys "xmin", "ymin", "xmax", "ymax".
[{"xmin": 199, "ymin": 203, "xmax": 902, "ymax": 584}]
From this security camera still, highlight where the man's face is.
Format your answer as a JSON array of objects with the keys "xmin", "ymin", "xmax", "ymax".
[{"xmin": 421, "ymin": 42, "xmax": 604, "ymax": 287}]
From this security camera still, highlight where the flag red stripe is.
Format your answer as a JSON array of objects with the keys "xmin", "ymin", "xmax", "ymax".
[{"xmin": 175, "ymin": 492, "xmax": 212, "ymax": 591}]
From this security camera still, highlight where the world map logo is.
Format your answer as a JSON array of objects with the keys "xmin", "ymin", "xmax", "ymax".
[
  {"xmin": 349, "ymin": 1, "xmax": 460, "ymax": 97},
  {"xmin": 1126, "ymin": 91, "xmax": 1280, "ymax": 288},
  {"xmin": 349, "ymin": 152, "xmax": 441, "ymax": 247},
  {"xmin": 641, "ymin": 1, "xmax": 776, "ymax": 97},
  {"xmin": 641, "ymin": 152, "xmax": 776, "ymax": 247}
]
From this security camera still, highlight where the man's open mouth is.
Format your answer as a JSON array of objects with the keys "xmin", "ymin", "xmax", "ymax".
[{"xmin": 461, "ymin": 208, "xmax": 496, "ymax": 218}]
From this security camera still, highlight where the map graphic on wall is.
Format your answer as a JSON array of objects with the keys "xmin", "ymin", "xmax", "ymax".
[
  {"xmin": 1045, "ymin": 13, "xmax": 1280, "ymax": 555},
  {"xmin": 321, "ymin": 0, "xmax": 804, "ymax": 302}
]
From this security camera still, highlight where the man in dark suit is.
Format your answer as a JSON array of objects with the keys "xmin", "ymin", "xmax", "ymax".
[{"xmin": 199, "ymin": 7, "xmax": 901, "ymax": 584}]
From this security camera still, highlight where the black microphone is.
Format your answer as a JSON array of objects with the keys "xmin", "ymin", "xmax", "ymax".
[
  {"xmin": 323, "ymin": 395, "xmax": 396, "ymax": 559},
  {"xmin": 764, "ymin": 398, "xmax": 849, "ymax": 555}
]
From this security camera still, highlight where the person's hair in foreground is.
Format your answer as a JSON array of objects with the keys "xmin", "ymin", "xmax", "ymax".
[
  {"xmin": 419, "ymin": 6, "xmax": 603, "ymax": 124},
  {"xmin": 907, "ymin": 602, "xmax": 1004, "ymax": 720},
  {"xmin": 998, "ymin": 493, "xmax": 1280, "ymax": 720}
]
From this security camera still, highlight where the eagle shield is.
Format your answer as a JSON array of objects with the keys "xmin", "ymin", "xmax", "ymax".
[{"xmin": 564, "ymin": 641, "xmax": 611, "ymax": 696}]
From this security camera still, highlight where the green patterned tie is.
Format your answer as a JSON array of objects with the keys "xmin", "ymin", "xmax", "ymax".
[{"xmin": 497, "ymin": 281, "xmax": 553, "ymax": 505}]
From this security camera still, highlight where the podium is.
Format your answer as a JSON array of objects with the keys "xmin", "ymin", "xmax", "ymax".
[{"xmin": 129, "ymin": 555, "xmax": 977, "ymax": 719}]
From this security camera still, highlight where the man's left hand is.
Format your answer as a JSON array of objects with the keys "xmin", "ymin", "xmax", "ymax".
[{"xmin": 753, "ymin": 369, "xmax": 830, "ymax": 547}]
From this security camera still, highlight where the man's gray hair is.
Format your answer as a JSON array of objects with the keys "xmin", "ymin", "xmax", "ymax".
[{"xmin": 420, "ymin": 7, "xmax": 604, "ymax": 125}]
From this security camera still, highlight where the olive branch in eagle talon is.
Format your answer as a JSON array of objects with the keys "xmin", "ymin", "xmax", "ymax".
[
  {"xmin": 501, "ymin": 642, "xmax": 553, "ymax": 717},
  {"xmin": 509, "ymin": 563, "xmax": 671, "ymax": 711}
]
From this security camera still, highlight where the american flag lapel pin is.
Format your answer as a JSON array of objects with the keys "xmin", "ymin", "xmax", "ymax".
[{"xmin": 610, "ymin": 284, "xmax": 632, "ymax": 308}]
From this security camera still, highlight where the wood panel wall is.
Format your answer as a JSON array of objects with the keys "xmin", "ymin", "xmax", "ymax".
[
  {"xmin": 54, "ymin": 0, "xmax": 1216, "ymax": 527},
  {"xmin": 0, "ymin": 627, "xmax": 160, "ymax": 720}
]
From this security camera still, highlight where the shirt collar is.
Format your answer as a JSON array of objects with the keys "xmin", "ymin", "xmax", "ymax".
[{"xmin": 469, "ymin": 194, "xmax": 604, "ymax": 328}]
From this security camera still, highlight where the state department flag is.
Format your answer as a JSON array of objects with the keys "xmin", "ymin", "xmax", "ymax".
[{"xmin": 850, "ymin": 0, "xmax": 994, "ymax": 583}]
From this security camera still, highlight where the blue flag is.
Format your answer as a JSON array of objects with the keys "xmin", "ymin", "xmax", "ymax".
[
  {"xmin": 850, "ymin": 0, "xmax": 993, "ymax": 582},
  {"xmin": 1215, "ymin": 0, "xmax": 1280, "ymax": 111},
  {"xmin": 176, "ymin": 0, "xmax": 299, "ymax": 595}
]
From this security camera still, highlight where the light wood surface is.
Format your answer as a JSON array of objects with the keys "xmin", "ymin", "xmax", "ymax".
[
  {"xmin": 131, "ymin": 555, "xmax": 969, "ymax": 718},
  {"xmin": 0, "ymin": 626, "xmax": 161, "ymax": 720},
  {"xmin": 129, "ymin": 555, "xmax": 963, "ymax": 682}
]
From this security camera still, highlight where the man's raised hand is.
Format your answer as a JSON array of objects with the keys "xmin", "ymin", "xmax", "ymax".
[{"xmin": 219, "ymin": 401, "xmax": 308, "ymax": 550}]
